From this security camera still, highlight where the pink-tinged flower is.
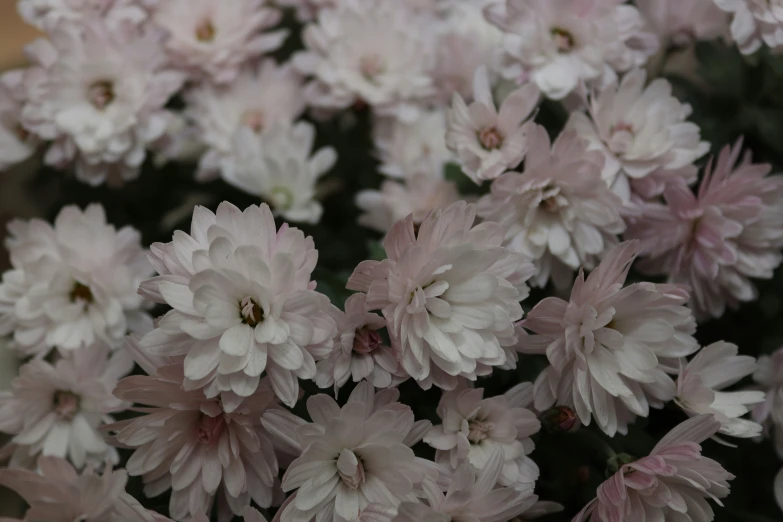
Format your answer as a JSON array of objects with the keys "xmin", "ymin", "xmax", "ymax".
[
  {"xmin": 355, "ymin": 174, "xmax": 462, "ymax": 234},
  {"xmin": 137, "ymin": 202, "xmax": 337, "ymax": 409},
  {"xmin": 446, "ymin": 67, "xmax": 539, "ymax": 184},
  {"xmin": 292, "ymin": 0, "xmax": 436, "ymax": 120},
  {"xmin": 22, "ymin": 16, "xmax": 186, "ymax": 186},
  {"xmin": 573, "ymin": 415, "xmax": 734, "ymax": 522},
  {"xmin": 637, "ymin": 0, "xmax": 729, "ymax": 46},
  {"xmin": 348, "ymin": 201, "xmax": 534, "ymax": 390},
  {"xmin": 676, "ymin": 342, "xmax": 764, "ymax": 439},
  {"xmin": 152, "ymin": 0, "xmax": 287, "ymax": 84},
  {"xmin": 485, "ymin": 0, "xmax": 659, "ymax": 100},
  {"xmin": 0, "ymin": 204, "xmax": 152, "ymax": 356},
  {"xmin": 0, "ymin": 456, "xmax": 162, "ymax": 522},
  {"xmin": 0, "ymin": 69, "xmax": 38, "ymax": 170},
  {"xmin": 373, "ymin": 110, "xmax": 454, "ymax": 179},
  {"xmin": 18, "ymin": 0, "xmax": 156, "ymax": 29},
  {"xmin": 424, "ymin": 382, "xmax": 541, "ymax": 491},
  {"xmin": 476, "ymin": 125, "xmax": 625, "ymax": 288},
  {"xmin": 753, "ymin": 346, "xmax": 783, "ymax": 457},
  {"xmin": 261, "ymin": 381, "xmax": 434, "ymax": 522},
  {"xmin": 184, "ymin": 60, "xmax": 306, "ymax": 182},
  {"xmin": 625, "ymin": 141, "xmax": 783, "ymax": 320},
  {"xmin": 714, "ymin": 0, "xmax": 783, "ymax": 54},
  {"xmin": 109, "ymin": 366, "xmax": 282, "ymax": 521},
  {"xmin": 518, "ymin": 241, "xmax": 699, "ymax": 436},
  {"xmin": 566, "ymin": 69, "xmax": 708, "ymax": 202},
  {"xmin": 0, "ymin": 344, "xmax": 131, "ymax": 469},
  {"xmin": 315, "ymin": 293, "xmax": 405, "ymax": 391}
]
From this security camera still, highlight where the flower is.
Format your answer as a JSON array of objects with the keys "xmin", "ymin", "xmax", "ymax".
[
  {"xmin": 637, "ymin": 0, "xmax": 729, "ymax": 46},
  {"xmin": 355, "ymin": 174, "xmax": 462, "ymax": 234},
  {"xmin": 22, "ymin": 16, "xmax": 186, "ymax": 186},
  {"xmin": 476, "ymin": 125, "xmax": 625, "ymax": 288},
  {"xmin": 566, "ymin": 69, "xmax": 709, "ymax": 202},
  {"xmin": 624, "ymin": 140, "xmax": 783, "ymax": 320},
  {"xmin": 152, "ymin": 0, "xmax": 287, "ymax": 84},
  {"xmin": 109, "ymin": 366, "xmax": 282, "ymax": 521},
  {"xmin": 137, "ymin": 202, "xmax": 337, "ymax": 408},
  {"xmin": 18, "ymin": 0, "xmax": 156, "ymax": 29},
  {"xmin": 292, "ymin": 0, "xmax": 436, "ymax": 120},
  {"xmin": 348, "ymin": 201, "xmax": 534, "ymax": 390},
  {"xmin": 315, "ymin": 293, "xmax": 404, "ymax": 391},
  {"xmin": 713, "ymin": 0, "xmax": 783, "ymax": 54},
  {"xmin": 0, "ymin": 344, "xmax": 131, "ymax": 469},
  {"xmin": 0, "ymin": 204, "xmax": 153, "ymax": 355},
  {"xmin": 222, "ymin": 122, "xmax": 337, "ymax": 224},
  {"xmin": 518, "ymin": 240, "xmax": 699, "ymax": 436},
  {"xmin": 446, "ymin": 66, "xmax": 539, "ymax": 184},
  {"xmin": 261, "ymin": 381, "xmax": 434, "ymax": 522},
  {"xmin": 573, "ymin": 415, "xmax": 734, "ymax": 522},
  {"xmin": 184, "ymin": 60, "xmax": 305, "ymax": 182},
  {"xmin": 753, "ymin": 346, "xmax": 783, "ymax": 457},
  {"xmin": 0, "ymin": 69, "xmax": 38, "ymax": 170},
  {"xmin": 423, "ymin": 382, "xmax": 541, "ymax": 491},
  {"xmin": 485, "ymin": 0, "xmax": 659, "ymax": 100}
]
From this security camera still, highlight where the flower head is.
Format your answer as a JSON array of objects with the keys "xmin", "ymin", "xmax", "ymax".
[
  {"xmin": 18, "ymin": 0, "xmax": 156, "ymax": 29},
  {"xmin": 0, "ymin": 69, "xmax": 38, "ymax": 170},
  {"xmin": 714, "ymin": 0, "xmax": 783, "ymax": 54},
  {"xmin": 638, "ymin": 0, "xmax": 729, "ymax": 47}
]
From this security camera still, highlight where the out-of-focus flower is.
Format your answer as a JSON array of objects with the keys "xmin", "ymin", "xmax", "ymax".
[
  {"xmin": 373, "ymin": 110, "xmax": 454, "ymax": 179},
  {"xmin": 566, "ymin": 69, "xmax": 708, "ymax": 202},
  {"xmin": 185, "ymin": 60, "xmax": 305, "ymax": 182},
  {"xmin": 477, "ymin": 125, "xmax": 625, "ymax": 288},
  {"xmin": 574, "ymin": 415, "xmax": 734, "ymax": 522},
  {"xmin": 137, "ymin": 202, "xmax": 336, "ymax": 409},
  {"xmin": 0, "ymin": 70, "xmax": 38, "ymax": 171},
  {"xmin": 714, "ymin": 0, "xmax": 783, "ymax": 54},
  {"xmin": 637, "ymin": 0, "xmax": 729, "ymax": 47},
  {"xmin": 0, "ymin": 345, "xmax": 131, "ymax": 469},
  {"xmin": 753, "ymin": 346, "xmax": 783, "ymax": 457},
  {"xmin": 18, "ymin": 0, "xmax": 156, "ymax": 29},
  {"xmin": 152, "ymin": 0, "xmax": 287, "ymax": 84},
  {"xmin": 625, "ymin": 141, "xmax": 783, "ymax": 320},
  {"xmin": 222, "ymin": 122, "xmax": 337, "ymax": 224},
  {"xmin": 446, "ymin": 67, "xmax": 539, "ymax": 184},
  {"xmin": 348, "ymin": 201, "xmax": 533, "ymax": 389},
  {"xmin": 0, "ymin": 204, "xmax": 152, "ymax": 356},
  {"xmin": 518, "ymin": 241, "xmax": 699, "ymax": 436},
  {"xmin": 485, "ymin": 0, "xmax": 659, "ymax": 100}
]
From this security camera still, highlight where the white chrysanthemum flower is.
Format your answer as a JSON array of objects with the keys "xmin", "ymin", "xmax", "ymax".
[
  {"xmin": 637, "ymin": 0, "xmax": 729, "ymax": 47},
  {"xmin": 348, "ymin": 201, "xmax": 534, "ymax": 390},
  {"xmin": 714, "ymin": 0, "xmax": 783, "ymax": 54},
  {"xmin": 424, "ymin": 382, "xmax": 541, "ymax": 491},
  {"xmin": 185, "ymin": 60, "xmax": 306, "ymax": 182},
  {"xmin": 0, "ymin": 69, "xmax": 38, "ymax": 170},
  {"xmin": 0, "ymin": 344, "xmax": 131, "ymax": 469},
  {"xmin": 518, "ymin": 241, "xmax": 700, "ymax": 436},
  {"xmin": 21, "ymin": 17, "xmax": 185, "ymax": 186},
  {"xmin": 676, "ymin": 341, "xmax": 765, "ymax": 439},
  {"xmin": 138, "ymin": 202, "xmax": 337, "ymax": 409},
  {"xmin": 222, "ymin": 122, "xmax": 337, "ymax": 225},
  {"xmin": 373, "ymin": 110, "xmax": 454, "ymax": 179},
  {"xmin": 477, "ymin": 125, "xmax": 625, "ymax": 288},
  {"xmin": 485, "ymin": 0, "xmax": 659, "ymax": 100},
  {"xmin": 18, "ymin": 0, "xmax": 156, "ymax": 29},
  {"xmin": 566, "ymin": 69, "xmax": 709, "ymax": 202},
  {"xmin": 152, "ymin": 0, "xmax": 287, "ymax": 84},
  {"xmin": 293, "ymin": 0, "xmax": 436, "ymax": 120},
  {"xmin": 0, "ymin": 204, "xmax": 153, "ymax": 356}
]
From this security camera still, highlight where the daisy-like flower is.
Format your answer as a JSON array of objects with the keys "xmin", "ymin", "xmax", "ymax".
[
  {"xmin": 424, "ymin": 382, "xmax": 541, "ymax": 491},
  {"xmin": 184, "ymin": 60, "xmax": 305, "ymax": 182},
  {"xmin": 574, "ymin": 415, "xmax": 734, "ymax": 522},
  {"xmin": 518, "ymin": 240, "xmax": 699, "ymax": 436},
  {"xmin": 566, "ymin": 69, "xmax": 709, "ymax": 202},
  {"xmin": 446, "ymin": 66, "xmax": 539, "ymax": 184},
  {"xmin": 713, "ymin": 0, "xmax": 783, "ymax": 54},
  {"xmin": 625, "ymin": 140, "xmax": 783, "ymax": 320},
  {"xmin": 348, "ymin": 201, "xmax": 534, "ymax": 390},
  {"xmin": 22, "ymin": 16, "xmax": 186, "ymax": 186},
  {"xmin": 476, "ymin": 125, "xmax": 625, "ymax": 289},
  {"xmin": 292, "ymin": 0, "xmax": 436, "ymax": 120},
  {"xmin": 0, "ymin": 69, "xmax": 38, "ymax": 170},
  {"xmin": 0, "ymin": 344, "xmax": 131, "ymax": 469},
  {"xmin": 222, "ymin": 122, "xmax": 337, "ymax": 224},
  {"xmin": 152, "ymin": 0, "xmax": 287, "ymax": 84},
  {"xmin": 675, "ymin": 341, "xmax": 764, "ymax": 439},
  {"xmin": 373, "ymin": 110, "xmax": 454, "ymax": 179},
  {"xmin": 137, "ymin": 202, "xmax": 337, "ymax": 408},
  {"xmin": 355, "ymin": 174, "xmax": 462, "ymax": 234},
  {"xmin": 0, "ymin": 204, "xmax": 152, "ymax": 355},
  {"xmin": 637, "ymin": 0, "xmax": 729, "ymax": 47},
  {"xmin": 315, "ymin": 293, "xmax": 404, "ymax": 391},
  {"xmin": 261, "ymin": 381, "xmax": 434, "ymax": 522},
  {"xmin": 485, "ymin": 0, "xmax": 659, "ymax": 100},
  {"xmin": 754, "ymin": 346, "xmax": 783, "ymax": 456},
  {"xmin": 109, "ymin": 366, "xmax": 282, "ymax": 521}
]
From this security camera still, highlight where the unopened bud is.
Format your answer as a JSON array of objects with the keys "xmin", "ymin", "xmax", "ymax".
[{"xmin": 541, "ymin": 405, "xmax": 579, "ymax": 433}]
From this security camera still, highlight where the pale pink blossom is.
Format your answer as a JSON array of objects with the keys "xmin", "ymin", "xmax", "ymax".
[
  {"xmin": 477, "ymin": 125, "xmax": 625, "ymax": 288},
  {"xmin": 753, "ymin": 346, "xmax": 783, "ymax": 457},
  {"xmin": 446, "ymin": 67, "xmax": 539, "ymax": 184},
  {"xmin": 348, "ymin": 201, "xmax": 534, "ymax": 390},
  {"xmin": 637, "ymin": 0, "xmax": 729, "ymax": 46},
  {"xmin": 574, "ymin": 415, "xmax": 734, "ymax": 522},
  {"xmin": 518, "ymin": 241, "xmax": 699, "ymax": 436},
  {"xmin": 18, "ymin": 0, "xmax": 157, "ymax": 29},
  {"xmin": 0, "ymin": 69, "xmax": 38, "ymax": 170},
  {"xmin": 625, "ymin": 141, "xmax": 783, "ymax": 320},
  {"xmin": 373, "ymin": 110, "xmax": 454, "ymax": 179},
  {"xmin": 713, "ymin": 0, "xmax": 783, "ymax": 54}
]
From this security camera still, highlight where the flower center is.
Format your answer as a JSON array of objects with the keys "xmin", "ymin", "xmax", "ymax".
[
  {"xmin": 551, "ymin": 27, "xmax": 575, "ymax": 53},
  {"xmin": 337, "ymin": 449, "xmax": 366, "ymax": 490},
  {"xmin": 608, "ymin": 121, "xmax": 635, "ymax": 155},
  {"xmin": 197, "ymin": 414, "xmax": 226, "ymax": 445},
  {"xmin": 53, "ymin": 391, "xmax": 80, "ymax": 420},
  {"xmin": 14, "ymin": 123, "xmax": 29, "ymax": 141},
  {"xmin": 539, "ymin": 184, "xmax": 567, "ymax": 213},
  {"xmin": 240, "ymin": 296, "xmax": 264, "ymax": 327},
  {"xmin": 269, "ymin": 186, "xmax": 294, "ymax": 210},
  {"xmin": 467, "ymin": 419, "xmax": 493, "ymax": 443},
  {"xmin": 87, "ymin": 80, "xmax": 115, "ymax": 110},
  {"xmin": 353, "ymin": 328, "xmax": 383, "ymax": 355},
  {"xmin": 69, "ymin": 282, "xmax": 94, "ymax": 304},
  {"xmin": 195, "ymin": 18, "xmax": 216, "ymax": 42},
  {"xmin": 242, "ymin": 109, "xmax": 265, "ymax": 133},
  {"xmin": 359, "ymin": 54, "xmax": 385, "ymax": 81},
  {"xmin": 478, "ymin": 127, "xmax": 503, "ymax": 150}
]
